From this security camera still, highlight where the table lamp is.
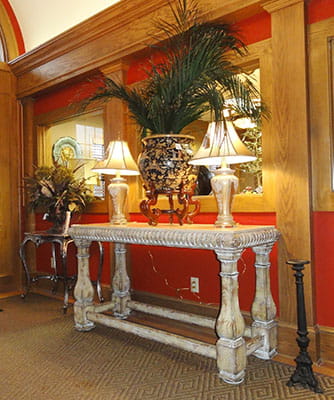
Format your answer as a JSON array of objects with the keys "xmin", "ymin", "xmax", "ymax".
[
  {"xmin": 92, "ymin": 140, "xmax": 140, "ymax": 224},
  {"xmin": 189, "ymin": 120, "xmax": 256, "ymax": 227}
]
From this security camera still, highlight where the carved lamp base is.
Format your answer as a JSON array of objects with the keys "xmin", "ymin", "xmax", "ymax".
[
  {"xmin": 210, "ymin": 167, "xmax": 238, "ymax": 228},
  {"xmin": 108, "ymin": 177, "xmax": 129, "ymax": 225}
]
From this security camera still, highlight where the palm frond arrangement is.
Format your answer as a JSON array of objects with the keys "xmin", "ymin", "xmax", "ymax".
[
  {"xmin": 86, "ymin": 0, "xmax": 263, "ymax": 138},
  {"xmin": 24, "ymin": 164, "xmax": 94, "ymax": 227}
]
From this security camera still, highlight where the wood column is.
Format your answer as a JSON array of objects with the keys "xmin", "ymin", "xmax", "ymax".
[
  {"xmin": 21, "ymin": 97, "xmax": 36, "ymax": 231},
  {"xmin": 262, "ymin": 0, "xmax": 317, "ymax": 359},
  {"xmin": 0, "ymin": 62, "xmax": 21, "ymax": 291},
  {"xmin": 100, "ymin": 62, "xmax": 130, "ymax": 143},
  {"xmin": 99, "ymin": 62, "xmax": 133, "ymax": 222}
]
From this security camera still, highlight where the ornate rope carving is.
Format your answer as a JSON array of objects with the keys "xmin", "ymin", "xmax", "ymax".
[{"xmin": 69, "ymin": 223, "xmax": 279, "ymax": 251}]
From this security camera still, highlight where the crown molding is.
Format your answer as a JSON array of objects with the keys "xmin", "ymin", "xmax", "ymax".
[
  {"xmin": 8, "ymin": 0, "xmax": 263, "ymax": 98},
  {"xmin": 261, "ymin": 0, "xmax": 305, "ymax": 13},
  {"xmin": 100, "ymin": 61, "xmax": 129, "ymax": 78}
]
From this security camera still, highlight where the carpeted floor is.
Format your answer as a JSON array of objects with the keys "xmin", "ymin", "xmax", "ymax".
[{"xmin": 1, "ymin": 294, "xmax": 334, "ymax": 400}]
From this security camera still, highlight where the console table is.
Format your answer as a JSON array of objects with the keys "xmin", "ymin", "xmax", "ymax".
[
  {"xmin": 69, "ymin": 222, "xmax": 279, "ymax": 384},
  {"xmin": 19, "ymin": 231, "xmax": 105, "ymax": 312}
]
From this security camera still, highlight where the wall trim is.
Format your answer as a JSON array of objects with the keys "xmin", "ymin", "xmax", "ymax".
[{"xmin": 319, "ymin": 325, "xmax": 334, "ymax": 364}]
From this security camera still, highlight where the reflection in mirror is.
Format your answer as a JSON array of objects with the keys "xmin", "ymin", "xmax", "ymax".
[
  {"xmin": 42, "ymin": 110, "xmax": 105, "ymax": 199},
  {"xmin": 184, "ymin": 67, "xmax": 262, "ymax": 195}
]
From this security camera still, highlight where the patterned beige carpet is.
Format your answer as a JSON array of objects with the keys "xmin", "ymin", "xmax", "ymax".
[{"xmin": 1, "ymin": 294, "xmax": 334, "ymax": 400}]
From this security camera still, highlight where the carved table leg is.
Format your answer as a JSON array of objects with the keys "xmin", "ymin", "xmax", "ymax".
[
  {"xmin": 73, "ymin": 239, "xmax": 95, "ymax": 331},
  {"xmin": 251, "ymin": 243, "xmax": 277, "ymax": 359},
  {"xmin": 112, "ymin": 242, "xmax": 131, "ymax": 319},
  {"xmin": 215, "ymin": 249, "xmax": 246, "ymax": 384}
]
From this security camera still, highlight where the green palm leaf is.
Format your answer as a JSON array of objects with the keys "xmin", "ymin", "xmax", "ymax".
[{"xmin": 85, "ymin": 0, "xmax": 264, "ymax": 136}]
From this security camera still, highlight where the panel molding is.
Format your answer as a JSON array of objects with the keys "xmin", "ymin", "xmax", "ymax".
[
  {"xmin": 319, "ymin": 325, "xmax": 334, "ymax": 364},
  {"xmin": 309, "ymin": 17, "xmax": 334, "ymax": 210},
  {"xmin": 262, "ymin": 0, "xmax": 305, "ymax": 13},
  {"xmin": 0, "ymin": 63, "xmax": 21, "ymax": 292}
]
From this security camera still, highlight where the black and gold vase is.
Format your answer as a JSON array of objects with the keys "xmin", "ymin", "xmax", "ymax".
[
  {"xmin": 138, "ymin": 134, "xmax": 200, "ymax": 225},
  {"xmin": 138, "ymin": 134, "xmax": 195, "ymax": 192}
]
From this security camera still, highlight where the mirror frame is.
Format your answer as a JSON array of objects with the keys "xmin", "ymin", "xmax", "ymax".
[
  {"xmin": 127, "ymin": 39, "xmax": 276, "ymax": 214},
  {"xmin": 34, "ymin": 103, "xmax": 108, "ymax": 214}
]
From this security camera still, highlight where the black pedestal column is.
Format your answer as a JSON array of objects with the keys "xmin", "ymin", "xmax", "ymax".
[{"xmin": 286, "ymin": 259, "xmax": 323, "ymax": 393}]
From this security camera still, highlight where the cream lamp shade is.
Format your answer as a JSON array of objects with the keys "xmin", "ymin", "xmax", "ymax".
[
  {"xmin": 189, "ymin": 120, "xmax": 256, "ymax": 166},
  {"xmin": 189, "ymin": 120, "xmax": 256, "ymax": 228},
  {"xmin": 92, "ymin": 140, "xmax": 140, "ymax": 225},
  {"xmin": 92, "ymin": 140, "xmax": 140, "ymax": 176}
]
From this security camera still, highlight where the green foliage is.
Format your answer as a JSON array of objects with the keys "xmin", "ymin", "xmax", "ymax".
[
  {"xmin": 24, "ymin": 163, "xmax": 94, "ymax": 225},
  {"xmin": 86, "ymin": 0, "xmax": 263, "ymax": 137}
]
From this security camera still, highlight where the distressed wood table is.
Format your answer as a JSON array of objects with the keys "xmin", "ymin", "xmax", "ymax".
[{"xmin": 69, "ymin": 222, "xmax": 279, "ymax": 384}]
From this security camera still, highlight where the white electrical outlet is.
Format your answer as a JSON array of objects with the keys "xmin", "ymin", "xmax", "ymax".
[{"xmin": 190, "ymin": 277, "xmax": 199, "ymax": 293}]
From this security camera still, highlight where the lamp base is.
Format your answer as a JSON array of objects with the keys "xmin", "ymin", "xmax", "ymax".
[
  {"xmin": 214, "ymin": 215, "xmax": 235, "ymax": 228},
  {"xmin": 210, "ymin": 167, "xmax": 238, "ymax": 228},
  {"xmin": 108, "ymin": 177, "xmax": 128, "ymax": 225}
]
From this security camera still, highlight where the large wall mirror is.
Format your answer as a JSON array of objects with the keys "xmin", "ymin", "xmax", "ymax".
[
  {"xmin": 128, "ymin": 40, "xmax": 275, "ymax": 214},
  {"xmin": 36, "ymin": 108, "xmax": 108, "ymax": 212},
  {"xmin": 184, "ymin": 67, "xmax": 262, "ymax": 197},
  {"xmin": 330, "ymin": 37, "xmax": 334, "ymax": 192}
]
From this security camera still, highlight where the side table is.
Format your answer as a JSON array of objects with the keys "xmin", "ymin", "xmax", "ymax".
[{"xmin": 19, "ymin": 231, "xmax": 104, "ymax": 312}]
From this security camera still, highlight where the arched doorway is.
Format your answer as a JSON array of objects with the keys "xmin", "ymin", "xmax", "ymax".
[{"xmin": 0, "ymin": 1, "xmax": 22, "ymax": 292}]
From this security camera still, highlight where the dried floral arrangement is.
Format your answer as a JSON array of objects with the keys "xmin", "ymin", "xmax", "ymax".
[{"xmin": 24, "ymin": 163, "xmax": 94, "ymax": 231}]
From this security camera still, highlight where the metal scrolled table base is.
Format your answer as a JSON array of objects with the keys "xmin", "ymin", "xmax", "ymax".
[{"xmin": 19, "ymin": 232, "xmax": 104, "ymax": 313}]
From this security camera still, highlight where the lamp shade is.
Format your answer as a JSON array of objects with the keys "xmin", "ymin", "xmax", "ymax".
[
  {"xmin": 189, "ymin": 121, "xmax": 256, "ymax": 166},
  {"xmin": 92, "ymin": 140, "xmax": 140, "ymax": 176}
]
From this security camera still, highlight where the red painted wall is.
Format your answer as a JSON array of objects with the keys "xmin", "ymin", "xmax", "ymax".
[
  {"xmin": 129, "ymin": 212, "xmax": 278, "ymax": 314},
  {"xmin": 313, "ymin": 212, "xmax": 334, "ymax": 327},
  {"xmin": 34, "ymin": 74, "xmax": 104, "ymax": 116},
  {"xmin": 307, "ymin": 0, "xmax": 334, "ymax": 24}
]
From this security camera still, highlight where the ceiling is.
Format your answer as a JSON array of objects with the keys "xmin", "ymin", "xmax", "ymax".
[{"xmin": 8, "ymin": 0, "xmax": 121, "ymax": 52}]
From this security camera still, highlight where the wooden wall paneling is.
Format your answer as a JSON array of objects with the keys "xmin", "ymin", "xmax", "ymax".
[
  {"xmin": 319, "ymin": 326, "xmax": 334, "ymax": 365},
  {"xmin": 0, "ymin": 62, "xmax": 21, "ymax": 291},
  {"xmin": 309, "ymin": 18, "xmax": 334, "ymax": 211},
  {"xmin": 8, "ymin": 0, "xmax": 264, "ymax": 98},
  {"xmin": 21, "ymin": 97, "xmax": 37, "ymax": 276},
  {"xmin": 22, "ymin": 97, "xmax": 36, "ymax": 231},
  {"xmin": 100, "ymin": 62, "xmax": 133, "ymax": 221},
  {"xmin": 308, "ymin": 18, "xmax": 334, "ymax": 366},
  {"xmin": 262, "ymin": 0, "xmax": 317, "ymax": 357},
  {"xmin": 258, "ymin": 40, "xmax": 276, "ymax": 211},
  {"xmin": 100, "ymin": 62, "xmax": 143, "ymax": 215}
]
